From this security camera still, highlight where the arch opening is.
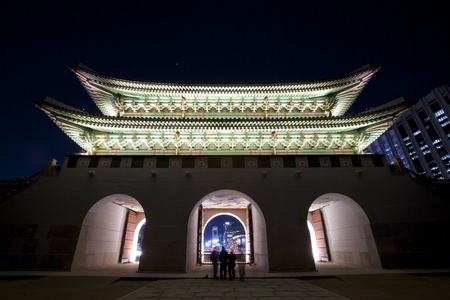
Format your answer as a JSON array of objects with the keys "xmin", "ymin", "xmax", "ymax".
[
  {"xmin": 202, "ymin": 213, "xmax": 248, "ymax": 264},
  {"xmin": 307, "ymin": 193, "xmax": 381, "ymax": 269},
  {"xmin": 186, "ymin": 189, "xmax": 269, "ymax": 273},
  {"xmin": 71, "ymin": 194, "xmax": 146, "ymax": 270},
  {"xmin": 131, "ymin": 218, "xmax": 146, "ymax": 263}
]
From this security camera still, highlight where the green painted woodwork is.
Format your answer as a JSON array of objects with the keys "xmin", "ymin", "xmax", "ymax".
[{"xmin": 70, "ymin": 65, "xmax": 378, "ymax": 118}]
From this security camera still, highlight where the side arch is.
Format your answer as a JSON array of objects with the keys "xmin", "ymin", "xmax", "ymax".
[
  {"xmin": 71, "ymin": 194, "xmax": 145, "ymax": 270},
  {"xmin": 308, "ymin": 193, "xmax": 381, "ymax": 268},
  {"xmin": 130, "ymin": 218, "xmax": 146, "ymax": 262}
]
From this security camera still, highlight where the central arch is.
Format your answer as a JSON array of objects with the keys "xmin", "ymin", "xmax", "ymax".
[{"xmin": 186, "ymin": 189, "xmax": 269, "ymax": 273}]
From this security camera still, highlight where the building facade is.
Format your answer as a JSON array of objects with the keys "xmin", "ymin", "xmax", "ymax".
[
  {"xmin": 34, "ymin": 65, "xmax": 408, "ymax": 156},
  {"xmin": 1, "ymin": 66, "xmax": 450, "ymax": 273},
  {"xmin": 367, "ymin": 86, "xmax": 450, "ymax": 179}
]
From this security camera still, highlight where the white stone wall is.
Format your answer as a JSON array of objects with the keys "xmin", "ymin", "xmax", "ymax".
[
  {"xmin": 321, "ymin": 194, "xmax": 381, "ymax": 267},
  {"xmin": 2, "ymin": 155, "xmax": 450, "ymax": 271},
  {"xmin": 71, "ymin": 197, "xmax": 127, "ymax": 270}
]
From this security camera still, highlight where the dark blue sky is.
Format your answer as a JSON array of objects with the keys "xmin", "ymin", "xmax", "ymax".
[
  {"xmin": 1, "ymin": 1, "xmax": 449, "ymax": 179},
  {"xmin": 204, "ymin": 215, "xmax": 241, "ymax": 244}
]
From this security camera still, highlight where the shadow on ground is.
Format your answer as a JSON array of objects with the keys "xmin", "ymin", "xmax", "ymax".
[
  {"xmin": 0, "ymin": 276, "xmax": 151, "ymax": 300},
  {"xmin": 1, "ymin": 262, "xmax": 450, "ymax": 300},
  {"xmin": 303, "ymin": 273, "xmax": 450, "ymax": 300}
]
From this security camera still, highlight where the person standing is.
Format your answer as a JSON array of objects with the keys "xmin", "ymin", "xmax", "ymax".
[
  {"xmin": 227, "ymin": 251, "xmax": 236, "ymax": 279},
  {"xmin": 219, "ymin": 246, "xmax": 228, "ymax": 279},
  {"xmin": 210, "ymin": 249, "xmax": 219, "ymax": 279}
]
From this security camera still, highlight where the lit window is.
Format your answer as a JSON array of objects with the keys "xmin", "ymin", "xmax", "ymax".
[{"xmin": 435, "ymin": 109, "xmax": 444, "ymax": 117}]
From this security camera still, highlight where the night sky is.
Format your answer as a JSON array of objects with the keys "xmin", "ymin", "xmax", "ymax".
[
  {"xmin": 204, "ymin": 215, "xmax": 241, "ymax": 245},
  {"xmin": 1, "ymin": 1, "xmax": 449, "ymax": 179}
]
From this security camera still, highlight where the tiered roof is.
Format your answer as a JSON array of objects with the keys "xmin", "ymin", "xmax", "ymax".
[
  {"xmin": 35, "ymin": 65, "xmax": 410, "ymax": 155},
  {"xmin": 70, "ymin": 65, "xmax": 378, "ymax": 118}
]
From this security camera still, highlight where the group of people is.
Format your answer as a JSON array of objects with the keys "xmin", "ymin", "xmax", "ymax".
[{"xmin": 210, "ymin": 246, "xmax": 236, "ymax": 280}]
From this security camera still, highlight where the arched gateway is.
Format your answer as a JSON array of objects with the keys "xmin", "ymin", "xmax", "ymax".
[
  {"xmin": 186, "ymin": 190, "xmax": 269, "ymax": 272},
  {"xmin": 71, "ymin": 194, "xmax": 146, "ymax": 270},
  {"xmin": 307, "ymin": 193, "xmax": 381, "ymax": 268},
  {"xmin": 7, "ymin": 64, "xmax": 449, "ymax": 273},
  {"xmin": 37, "ymin": 65, "xmax": 406, "ymax": 273}
]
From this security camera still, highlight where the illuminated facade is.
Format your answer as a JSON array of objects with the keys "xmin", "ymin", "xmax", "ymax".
[
  {"xmin": 2, "ymin": 66, "xmax": 450, "ymax": 274},
  {"xmin": 34, "ymin": 65, "xmax": 409, "ymax": 156},
  {"xmin": 367, "ymin": 86, "xmax": 450, "ymax": 179}
]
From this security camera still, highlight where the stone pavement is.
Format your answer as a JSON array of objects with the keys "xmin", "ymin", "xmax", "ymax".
[
  {"xmin": 119, "ymin": 278, "xmax": 348, "ymax": 300},
  {"xmin": 1, "ymin": 263, "xmax": 449, "ymax": 299}
]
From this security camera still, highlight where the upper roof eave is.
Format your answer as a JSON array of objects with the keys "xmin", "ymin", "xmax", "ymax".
[
  {"xmin": 69, "ymin": 64, "xmax": 379, "ymax": 94},
  {"xmin": 70, "ymin": 64, "xmax": 379, "ymax": 117}
]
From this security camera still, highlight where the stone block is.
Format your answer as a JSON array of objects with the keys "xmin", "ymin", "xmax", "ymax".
[
  {"xmin": 47, "ymin": 225, "xmax": 80, "ymax": 239},
  {"xmin": 221, "ymin": 156, "xmax": 232, "ymax": 168},
  {"xmin": 98, "ymin": 157, "xmax": 112, "ymax": 168},
  {"xmin": 49, "ymin": 239, "xmax": 67, "ymax": 254},
  {"xmin": 245, "ymin": 157, "xmax": 258, "ymax": 168},
  {"xmin": 18, "ymin": 224, "xmax": 38, "ymax": 238},
  {"xmin": 360, "ymin": 156, "xmax": 374, "ymax": 167},
  {"xmin": 20, "ymin": 238, "xmax": 38, "ymax": 253},
  {"xmin": 143, "ymin": 157, "xmax": 157, "ymax": 168},
  {"xmin": 319, "ymin": 157, "xmax": 331, "ymax": 167},
  {"xmin": 120, "ymin": 157, "xmax": 132, "ymax": 168},
  {"xmin": 169, "ymin": 157, "xmax": 182, "ymax": 168},
  {"xmin": 36, "ymin": 238, "xmax": 52, "ymax": 254},
  {"xmin": 270, "ymin": 156, "xmax": 283, "ymax": 168},
  {"xmin": 295, "ymin": 157, "xmax": 309, "ymax": 168},
  {"xmin": 339, "ymin": 156, "xmax": 353, "ymax": 167},
  {"xmin": 195, "ymin": 157, "xmax": 208, "ymax": 168},
  {"xmin": 0, "ymin": 238, "xmax": 12, "ymax": 253},
  {"xmin": 76, "ymin": 157, "xmax": 90, "ymax": 168}
]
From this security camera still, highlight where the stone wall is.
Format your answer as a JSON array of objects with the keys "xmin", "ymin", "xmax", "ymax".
[
  {"xmin": 71, "ymin": 198, "xmax": 127, "ymax": 270},
  {"xmin": 1, "ymin": 154, "xmax": 449, "ymax": 271}
]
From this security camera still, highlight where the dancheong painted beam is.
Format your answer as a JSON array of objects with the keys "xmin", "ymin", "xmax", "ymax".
[{"xmin": 34, "ymin": 65, "xmax": 411, "ymax": 155}]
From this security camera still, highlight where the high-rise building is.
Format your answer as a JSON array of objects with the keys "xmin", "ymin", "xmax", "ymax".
[
  {"xmin": 211, "ymin": 226, "xmax": 219, "ymax": 246},
  {"xmin": 223, "ymin": 223, "xmax": 246, "ymax": 250},
  {"xmin": 366, "ymin": 86, "xmax": 450, "ymax": 179}
]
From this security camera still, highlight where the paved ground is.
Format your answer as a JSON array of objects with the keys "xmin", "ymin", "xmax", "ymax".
[
  {"xmin": 0, "ymin": 275, "xmax": 150, "ymax": 300},
  {"xmin": 119, "ymin": 278, "xmax": 347, "ymax": 299},
  {"xmin": 1, "ymin": 263, "xmax": 449, "ymax": 299},
  {"xmin": 303, "ymin": 273, "xmax": 450, "ymax": 300}
]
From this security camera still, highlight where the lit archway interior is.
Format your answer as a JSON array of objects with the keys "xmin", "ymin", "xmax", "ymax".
[
  {"xmin": 308, "ymin": 193, "xmax": 381, "ymax": 268},
  {"xmin": 71, "ymin": 194, "xmax": 146, "ymax": 270},
  {"xmin": 202, "ymin": 213, "xmax": 248, "ymax": 263},
  {"xmin": 201, "ymin": 194, "xmax": 250, "ymax": 264},
  {"xmin": 186, "ymin": 190, "xmax": 268, "ymax": 272}
]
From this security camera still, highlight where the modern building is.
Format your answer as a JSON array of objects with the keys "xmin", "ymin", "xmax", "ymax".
[
  {"xmin": 222, "ymin": 222, "xmax": 245, "ymax": 250},
  {"xmin": 366, "ymin": 86, "xmax": 450, "ymax": 179},
  {"xmin": 211, "ymin": 226, "xmax": 219, "ymax": 246},
  {"xmin": 1, "ymin": 66, "xmax": 450, "ymax": 273}
]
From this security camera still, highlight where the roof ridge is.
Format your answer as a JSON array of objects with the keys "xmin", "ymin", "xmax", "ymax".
[{"xmin": 70, "ymin": 64, "xmax": 378, "ymax": 87}]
